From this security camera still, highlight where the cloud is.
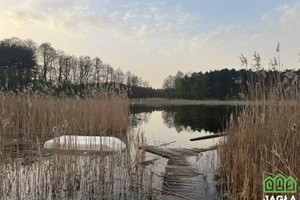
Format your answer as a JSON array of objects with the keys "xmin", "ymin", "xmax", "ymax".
[
  {"xmin": 279, "ymin": 3, "xmax": 299, "ymax": 30},
  {"xmin": 8, "ymin": 9, "xmax": 44, "ymax": 26},
  {"xmin": 187, "ymin": 2, "xmax": 299, "ymax": 69},
  {"xmin": 4, "ymin": 0, "xmax": 201, "ymax": 43},
  {"xmin": 123, "ymin": 11, "xmax": 136, "ymax": 22},
  {"xmin": 123, "ymin": 1, "xmax": 139, "ymax": 8},
  {"xmin": 6, "ymin": 0, "xmax": 116, "ymax": 36}
]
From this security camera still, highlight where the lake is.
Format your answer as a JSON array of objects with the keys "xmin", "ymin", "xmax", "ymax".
[{"xmin": 130, "ymin": 104, "xmax": 237, "ymax": 200}]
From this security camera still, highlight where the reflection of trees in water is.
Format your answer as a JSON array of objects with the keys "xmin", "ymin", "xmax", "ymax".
[
  {"xmin": 130, "ymin": 104, "xmax": 240, "ymax": 133},
  {"xmin": 161, "ymin": 111, "xmax": 183, "ymax": 132},
  {"xmin": 130, "ymin": 105, "xmax": 163, "ymax": 114},
  {"xmin": 130, "ymin": 112, "xmax": 151, "ymax": 127},
  {"xmin": 129, "ymin": 105, "xmax": 156, "ymax": 127},
  {"xmin": 161, "ymin": 111, "xmax": 174, "ymax": 128},
  {"xmin": 161, "ymin": 105, "xmax": 237, "ymax": 133}
]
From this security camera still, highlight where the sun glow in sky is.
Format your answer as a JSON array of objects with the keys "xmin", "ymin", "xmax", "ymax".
[{"xmin": 0, "ymin": 0, "xmax": 299, "ymax": 88}]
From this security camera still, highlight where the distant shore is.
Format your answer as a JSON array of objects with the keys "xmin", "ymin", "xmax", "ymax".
[{"xmin": 129, "ymin": 98, "xmax": 250, "ymax": 106}]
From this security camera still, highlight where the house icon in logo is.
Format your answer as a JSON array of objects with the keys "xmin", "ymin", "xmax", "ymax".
[
  {"xmin": 264, "ymin": 176, "xmax": 275, "ymax": 192},
  {"xmin": 286, "ymin": 177, "xmax": 297, "ymax": 193},
  {"xmin": 274, "ymin": 174, "xmax": 285, "ymax": 192},
  {"xmin": 263, "ymin": 173, "xmax": 297, "ymax": 193}
]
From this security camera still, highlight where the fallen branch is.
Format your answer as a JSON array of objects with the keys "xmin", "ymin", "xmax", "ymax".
[{"xmin": 190, "ymin": 132, "xmax": 226, "ymax": 141}]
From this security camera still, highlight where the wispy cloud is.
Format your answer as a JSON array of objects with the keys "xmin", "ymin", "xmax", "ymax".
[
  {"xmin": 186, "ymin": 2, "xmax": 300, "ymax": 70},
  {"xmin": 5, "ymin": 0, "xmax": 201, "ymax": 41},
  {"xmin": 6, "ymin": 0, "xmax": 116, "ymax": 36}
]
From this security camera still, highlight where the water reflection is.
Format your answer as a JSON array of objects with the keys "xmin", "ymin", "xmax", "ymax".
[
  {"xmin": 131, "ymin": 105, "xmax": 237, "ymax": 133},
  {"xmin": 129, "ymin": 105, "xmax": 237, "ymax": 199}
]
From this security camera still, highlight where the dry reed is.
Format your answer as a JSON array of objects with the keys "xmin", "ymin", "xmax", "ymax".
[
  {"xmin": 0, "ymin": 87, "xmax": 157, "ymax": 199},
  {"xmin": 219, "ymin": 52, "xmax": 300, "ymax": 199}
]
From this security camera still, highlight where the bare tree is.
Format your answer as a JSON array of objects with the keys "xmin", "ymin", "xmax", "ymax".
[
  {"xmin": 131, "ymin": 75, "xmax": 139, "ymax": 87},
  {"xmin": 48, "ymin": 55, "xmax": 58, "ymax": 82},
  {"xmin": 63, "ymin": 55, "xmax": 73, "ymax": 82},
  {"xmin": 103, "ymin": 64, "xmax": 113, "ymax": 84},
  {"xmin": 56, "ymin": 50, "xmax": 66, "ymax": 82},
  {"xmin": 93, "ymin": 57, "xmax": 103, "ymax": 84},
  {"xmin": 115, "ymin": 68, "xmax": 125, "ymax": 84},
  {"xmin": 126, "ymin": 71, "xmax": 132, "ymax": 87},
  {"xmin": 110, "ymin": 66, "xmax": 115, "ymax": 83},
  {"xmin": 78, "ymin": 56, "xmax": 92, "ymax": 84},
  {"xmin": 70, "ymin": 56, "xmax": 78, "ymax": 83},
  {"xmin": 39, "ymin": 43, "xmax": 56, "ymax": 81}
]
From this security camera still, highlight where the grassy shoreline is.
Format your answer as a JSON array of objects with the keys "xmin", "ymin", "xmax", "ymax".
[
  {"xmin": 130, "ymin": 98, "xmax": 247, "ymax": 106},
  {"xmin": 129, "ymin": 98, "xmax": 300, "ymax": 107}
]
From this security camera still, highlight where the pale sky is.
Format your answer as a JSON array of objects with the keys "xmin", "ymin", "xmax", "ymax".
[{"xmin": 0, "ymin": 0, "xmax": 299, "ymax": 88}]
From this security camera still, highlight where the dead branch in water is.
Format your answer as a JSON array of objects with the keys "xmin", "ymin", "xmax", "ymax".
[{"xmin": 190, "ymin": 132, "xmax": 226, "ymax": 141}]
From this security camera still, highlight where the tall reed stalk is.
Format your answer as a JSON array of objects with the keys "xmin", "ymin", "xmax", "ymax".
[
  {"xmin": 0, "ymin": 87, "xmax": 156, "ymax": 199},
  {"xmin": 219, "ymin": 50, "xmax": 300, "ymax": 199}
]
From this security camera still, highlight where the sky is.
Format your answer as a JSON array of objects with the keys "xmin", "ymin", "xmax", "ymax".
[{"xmin": 0, "ymin": 0, "xmax": 299, "ymax": 88}]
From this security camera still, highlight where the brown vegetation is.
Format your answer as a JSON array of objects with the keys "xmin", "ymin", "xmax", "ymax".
[
  {"xmin": 0, "ymin": 89, "xmax": 157, "ymax": 199},
  {"xmin": 219, "ymin": 53, "xmax": 300, "ymax": 199}
]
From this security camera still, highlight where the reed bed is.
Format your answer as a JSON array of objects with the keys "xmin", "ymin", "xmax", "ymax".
[
  {"xmin": 0, "ymin": 89, "xmax": 157, "ymax": 199},
  {"xmin": 219, "ymin": 56, "xmax": 300, "ymax": 199}
]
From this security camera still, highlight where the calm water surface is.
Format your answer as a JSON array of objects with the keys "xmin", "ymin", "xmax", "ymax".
[
  {"xmin": 130, "ymin": 105, "xmax": 235, "ymax": 148},
  {"xmin": 130, "ymin": 105, "xmax": 238, "ymax": 200}
]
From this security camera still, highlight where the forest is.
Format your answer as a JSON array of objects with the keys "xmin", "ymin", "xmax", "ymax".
[
  {"xmin": 1, "ymin": 37, "xmax": 298, "ymax": 100},
  {"xmin": 162, "ymin": 68, "xmax": 300, "ymax": 100},
  {"xmin": 0, "ymin": 37, "xmax": 164, "ymax": 98}
]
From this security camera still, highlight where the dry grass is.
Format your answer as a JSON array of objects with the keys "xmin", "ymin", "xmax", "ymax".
[
  {"xmin": 219, "ymin": 102, "xmax": 300, "ymax": 199},
  {"xmin": 0, "ymin": 89, "xmax": 157, "ymax": 199},
  {"xmin": 219, "ymin": 58, "xmax": 300, "ymax": 199},
  {"xmin": 0, "ymin": 92, "xmax": 128, "ymax": 159}
]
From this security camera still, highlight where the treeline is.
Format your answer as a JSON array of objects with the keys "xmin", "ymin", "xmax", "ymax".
[
  {"xmin": 162, "ymin": 68, "xmax": 300, "ymax": 100},
  {"xmin": 162, "ymin": 69, "xmax": 244, "ymax": 100},
  {"xmin": 0, "ymin": 37, "xmax": 164, "ymax": 98}
]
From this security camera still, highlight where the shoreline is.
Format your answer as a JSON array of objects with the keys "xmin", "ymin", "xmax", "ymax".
[
  {"xmin": 129, "ymin": 98, "xmax": 299, "ymax": 106},
  {"xmin": 129, "ymin": 98, "xmax": 249, "ymax": 106}
]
